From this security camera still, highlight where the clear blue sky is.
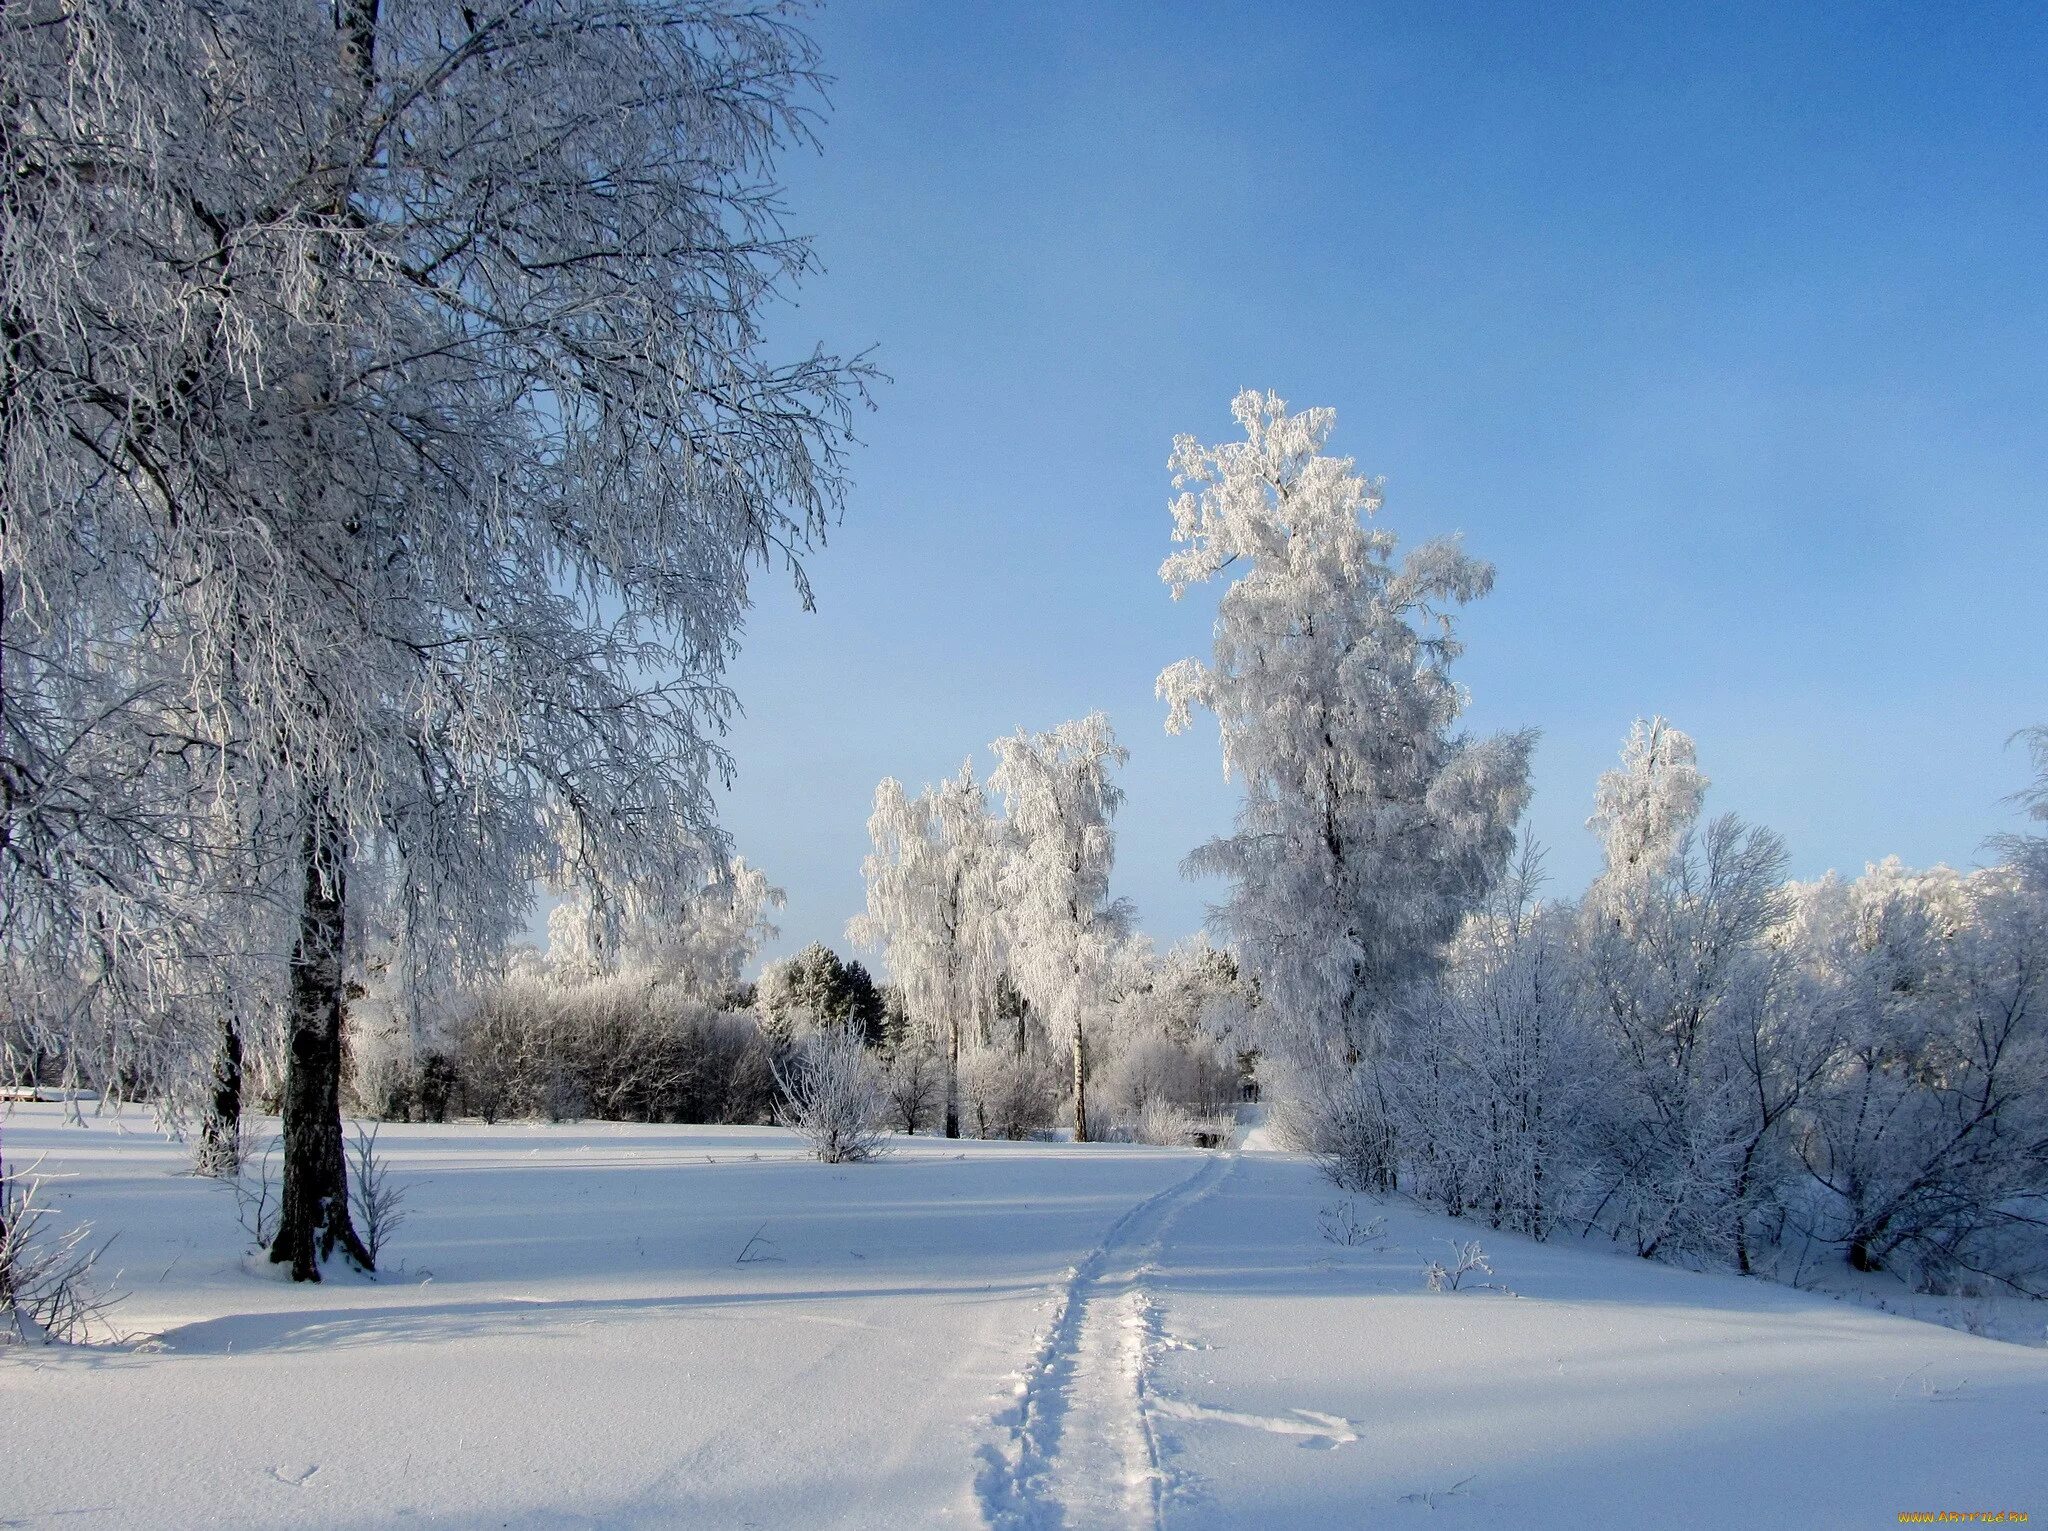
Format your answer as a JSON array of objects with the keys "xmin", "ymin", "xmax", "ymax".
[{"xmin": 719, "ymin": 0, "xmax": 2048, "ymax": 970}]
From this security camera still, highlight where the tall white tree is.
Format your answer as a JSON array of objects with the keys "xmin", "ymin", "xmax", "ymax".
[
  {"xmin": 989, "ymin": 712, "xmax": 1133, "ymax": 1142},
  {"xmin": 1576, "ymin": 720, "xmax": 1793, "ymax": 1264},
  {"xmin": 1586, "ymin": 717, "xmax": 1709, "ymax": 926},
  {"xmin": 5, "ymin": 0, "xmax": 865, "ymax": 1277},
  {"xmin": 849, "ymin": 766, "xmax": 1004, "ymax": 1138},
  {"xmin": 1157, "ymin": 392, "xmax": 1533, "ymax": 1149}
]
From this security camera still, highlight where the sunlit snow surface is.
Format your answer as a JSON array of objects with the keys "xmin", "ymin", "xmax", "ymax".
[{"xmin": 3, "ymin": 1105, "xmax": 2044, "ymax": 1529}]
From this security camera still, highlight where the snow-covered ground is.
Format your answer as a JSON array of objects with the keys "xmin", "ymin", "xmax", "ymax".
[{"xmin": 4, "ymin": 1104, "xmax": 2045, "ymax": 1529}]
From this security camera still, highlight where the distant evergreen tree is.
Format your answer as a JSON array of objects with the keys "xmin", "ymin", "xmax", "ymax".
[{"xmin": 758, "ymin": 944, "xmax": 887, "ymax": 1046}]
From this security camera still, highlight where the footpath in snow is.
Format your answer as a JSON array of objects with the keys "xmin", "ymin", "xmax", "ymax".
[{"xmin": 3, "ymin": 1104, "xmax": 2046, "ymax": 1529}]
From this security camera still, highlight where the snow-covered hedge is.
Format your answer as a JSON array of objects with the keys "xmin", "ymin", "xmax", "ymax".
[{"xmin": 430, "ymin": 977, "xmax": 776, "ymax": 1126}]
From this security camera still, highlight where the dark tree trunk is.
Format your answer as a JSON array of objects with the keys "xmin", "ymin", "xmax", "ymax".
[
  {"xmin": 1072, "ymin": 1025, "xmax": 1090, "ymax": 1144},
  {"xmin": 0, "ymin": 1122, "xmax": 11, "ymax": 1307},
  {"xmin": 197, "ymin": 1012, "xmax": 243, "ymax": 1176},
  {"xmin": 269, "ymin": 811, "xmax": 371, "ymax": 1280},
  {"xmin": 944, "ymin": 1015, "xmax": 960, "ymax": 1139},
  {"xmin": 264, "ymin": 0, "xmax": 383, "ymax": 1282}
]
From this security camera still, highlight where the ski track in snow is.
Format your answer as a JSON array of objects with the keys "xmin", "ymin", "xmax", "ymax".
[
  {"xmin": 975, "ymin": 1152, "xmax": 1235, "ymax": 1531},
  {"xmin": 1148, "ymin": 1398, "xmax": 1359, "ymax": 1447}
]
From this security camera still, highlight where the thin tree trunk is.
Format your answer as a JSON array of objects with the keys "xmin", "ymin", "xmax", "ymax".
[
  {"xmin": 0, "ymin": 1121, "xmax": 11, "ymax": 1307},
  {"xmin": 197, "ymin": 1011, "xmax": 242, "ymax": 1177},
  {"xmin": 1733, "ymin": 1148, "xmax": 1761, "ymax": 1276},
  {"xmin": 943, "ymin": 1013, "xmax": 960, "ymax": 1139},
  {"xmin": 1072, "ymin": 1024, "xmax": 1089, "ymax": 1143},
  {"xmin": 269, "ymin": 809, "xmax": 371, "ymax": 1280}
]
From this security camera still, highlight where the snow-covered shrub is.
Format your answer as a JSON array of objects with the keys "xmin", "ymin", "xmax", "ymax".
[
  {"xmin": 1576, "ymin": 811, "xmax": 1790, "ymax": 1265},
  {"xmin": 1388, "ymin": 863, "xmax": 1594, "ymax": 1240},
  {"xmin": 774, "ymin": 1026, "xmax": 890, "ymax": 1164},
  {"xmin": 1318, "ymin": 1203, "xmax": 1386, "ymax": 1247},
  {"xmin": 1274, "ymin": 1061, "xmax": 1398, "ymax": 1195},
  {"xmin": 1319, "ymin": 1073, "xmax": 1399, "ymax": 1194},
  {"xmin": 1789, "ymin": 862, "xmax": 2048, "ymax": 1288},
  {"xmin": 347, "ymin": 1124, "xmax": 408, "ymax": 1267},
  {"xmin": 346, "ymin": 1023, "xmax": 417, "ymax": 1123},
  {"xmin": 689, "ymin": 1012, "xmax": 780, "ymax": 1126},
  {"xmin": 374, "ymin": 1052, "xmax": 459, "ymax": 1125},
  {"xmin": 962, "ymin": 1045, "xmax": 1061, "ymax": 1140},
  {"xmin": 191, "ymin": 1104, "xmax": 246, "ymax": 1180},
  {"xmin": 540, "ymin": 1054, "xmax": 594, "ymax": 1124},
  {"xmin": 233, "ymin": 1137, "xmax": 281, "ymax": 1248},
  {"xmin": 1126, "ymin": 1098, "xmax": 1201, "ymax": 1147},
  {"xmin": 446, "ymin": 995, "xmax": 526, "ymax": 1125},
  {"xmin": 1423, "ymin": 1239, "xmax": 1492, "ymax": 1293},
  {"xmin": 1368, "ymin": 717, "xmax": 2048, "ymax": 1304},
  {"xmin": 2, "ymin": 1159, "xmax": 118, "ymax": 1345},
  {"xmin": 1547, "ymin": 726, "xmax": 2046, "ymax": 1292},
  {"xmin": 343, "ymin": 925, "xmax": 464, "ymax": 1123}
]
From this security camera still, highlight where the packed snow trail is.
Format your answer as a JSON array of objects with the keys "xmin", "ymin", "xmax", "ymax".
[{"xmin": 976, "ymin": 1151, "xmax": 1235, "ymax": 1530}]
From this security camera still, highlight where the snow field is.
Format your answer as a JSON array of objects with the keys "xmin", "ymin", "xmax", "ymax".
[
  {"xmin": 4, "ymin": 1106, "xmax": 2046, "ymax": 1530},
  {"xmin": 1143, "ymin": 1154, "xmax": 2048, "ymax": 1529},
  {"xmin": 1, "ymin": 1108, "xmax": 1194, "ymax": 1528}
]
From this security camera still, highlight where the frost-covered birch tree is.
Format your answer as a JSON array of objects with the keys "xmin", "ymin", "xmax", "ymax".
[
  {"xmin": 4, "ymin": 0, "xmax": 865, "ymax": 1277},
  {"xmin": 849, "ymin": 767, "xmax": 1004, "ymax": 1138},
  {"xmin": 989, "ymin": 713, "xmax": 1133, "ymax": 1143},
  {"xmin": 1157, "ymin": 392, "xmax": 1533, "ymax": 1166},
  {"xmin": 1576, "ymin": 720, "xmax": 1795, "ymax": 1263},
  {"xmin": 549, "ymin": 860, "xmax": 782, "ymax": 1003},
  {"xmin": 1586, "ymin": 718, "xmax": 1709, "ymax": 921}
]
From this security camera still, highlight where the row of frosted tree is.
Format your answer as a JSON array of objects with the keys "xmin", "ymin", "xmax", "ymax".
[
  {"xmin": 1331, "ymin": 723, "xmax": 2047, "ymax": 1294},
  {"xmin": 848, "ymin": 715, "xmax": 1246, "ymax": 1146},
  {"xmin": 853, "ymin": 392, "xmax": 2047, "ymax": 1296}
]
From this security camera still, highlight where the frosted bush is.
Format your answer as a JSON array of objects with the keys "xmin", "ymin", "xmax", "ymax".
[
  {"xmin": 1125, "ymin": 1099, "xmax": 1201, "ymax": 1147},
  {"xmin": 962, "ymin": 1046, "xmax": 1061, "ymax": 1141},
  {"xmin": 2, "ymin": 1160, "xmax": 118, "ymax": 1345},
  {"xmin": 775, "ymin": 1027, "xmax": 891, "ymax": 1164},
  {"xmin": 1424, "ymin": 1240, "xmax": 1492, "ymax": 1293},
  {"xmin": 449, "ymin": 977, "xmax": 775, "ymax": 1125},
  {"xmin": 1267, "ymin": 1060, "xmax": 1397, "ymax": 1194}
]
